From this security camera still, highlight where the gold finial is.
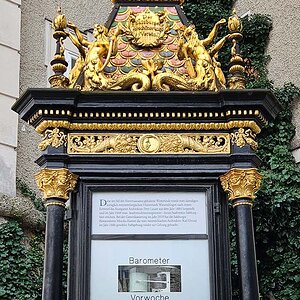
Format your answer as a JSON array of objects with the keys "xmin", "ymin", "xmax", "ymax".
[
  {"xmin": 53, "ymin": 7, "xmax": 67, "ymax": 31},
  {"xmin": 48, "ymin": 6, "xmax": 69, "ymax": 88},
  {"xmin": 228, "ymin": 9, "xmax": 242, "ymax": 33},
  {"xmin": 227, "ymin": 9, "xmax": 245, "ymax": 89}
]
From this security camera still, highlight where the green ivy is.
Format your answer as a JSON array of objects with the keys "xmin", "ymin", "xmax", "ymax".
[
  {"xmin": 0, "ymin": 218, "xmax": 69, "ymax": 299},
  {"xmin": 184, "ymin": 1, "xmax": 300, "ymax": 299},
  {"xmin": 242, "ymin": 14, "xmax": 273, "ymax": 89},
  {"xmin": 254, "ymin": 84, "xmax": 300, "ymax": 300},
  {"xmin": 0, "ymin": 221, "xmax": 43, "ymax": 299},
  {"xmin": 16, "ymin": 178, "xmax": 45, "ymax": 212}
]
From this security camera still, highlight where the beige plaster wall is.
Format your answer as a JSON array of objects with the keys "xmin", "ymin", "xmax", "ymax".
[
  {"xmin": 17, "ymin": 0, "xmax": 111, "ymax": 193},
  {"xmin": 236, "ymin": 0, "xmax": 300, "ymax": 162},
  {"xmin": 0, "ymin": 0, "xmax": 21, "ymax": 196},
  {"xmin": 236, "ymin": 0, "xmax": 300, "ymax": 87}
]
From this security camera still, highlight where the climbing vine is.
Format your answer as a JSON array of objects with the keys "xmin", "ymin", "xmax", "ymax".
[
  {"xmin": 0, "ymin": 180, "xmax": 69, "ymax": 299},
  {"xmin": 0, "ymin": 221, "xmax": 44, "ymax": 299},
  {"xmin": 16, "ymin": 178, "xmax": 45, "ymax": 212},
  {"xmin": 185, "ymin": 1, "xmax": 300, "ymax": 299},
  {"xmin": 254, "ymin": 84, "xmax": 300, "ymax": 300}
]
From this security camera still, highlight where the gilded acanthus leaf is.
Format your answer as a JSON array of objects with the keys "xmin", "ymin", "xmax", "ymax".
[
  {"xmin": 35, "ymin": 168, "xmax": 78, "ymax": 200},
  {"xmin": 220, "ymin": 168, "xmax": 262, "ymax": 201}
]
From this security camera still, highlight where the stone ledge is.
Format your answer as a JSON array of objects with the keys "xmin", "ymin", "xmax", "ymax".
[{"xmin": 0, "ymin": 193, "xmax": 45, "ymax": 230}]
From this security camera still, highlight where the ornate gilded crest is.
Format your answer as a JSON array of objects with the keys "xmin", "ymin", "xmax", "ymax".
[
  {"xmin": 49, "ymin": 6, "xmax": 245, "ymax": 91},
  {"xmin": 125, "ymin": 8, "xmax": 169, "ymax": 47}
]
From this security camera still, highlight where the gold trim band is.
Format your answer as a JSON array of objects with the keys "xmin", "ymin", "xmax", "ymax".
[
  {"xmin": 45, "ymin": 201, "xmax": 66, "ymax": 208},
  {"xmin": 35, "ymin": 120, "xmax": 261, "ymax": 134},
  {"xmin": 232, "ymin": 201, "xmax": 253, "ymax": 208},
  {"xmin": 29, "ymin": 108, "xmax": 267, "ymax": 126}
]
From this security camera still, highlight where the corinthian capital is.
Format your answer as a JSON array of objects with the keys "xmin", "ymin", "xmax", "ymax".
[
  {"xmin": 35, "ymin": 168, "xmax": 78, "ymax": 200},
  {"xmin": 220, "ymin": 168, "xmax": 262, "ymax": 201}
]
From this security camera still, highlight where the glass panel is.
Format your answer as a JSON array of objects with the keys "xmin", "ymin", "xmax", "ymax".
[
  {"xmin": 92, "ymin": 191, "xmax": 208, "ymax": 235},
  {"xmin": 90, "ymin": 240, "xmax": 210, "ymax": 300}
]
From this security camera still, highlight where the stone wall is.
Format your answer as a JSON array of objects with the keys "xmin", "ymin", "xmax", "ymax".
[
  {"xmin": 0, "ymin": 0, "xmax": 21, "ymax": 196},
  {"xmin": 236, "ymin": 0, "xmax": 300, "ymax": 163}
]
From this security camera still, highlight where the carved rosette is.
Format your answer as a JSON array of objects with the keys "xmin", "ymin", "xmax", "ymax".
[
  {"xmin": 35, "ymin": 168, "xmax": 78, "ymax": 201},
  {"xmin": 220, "ymin": 168, "xmax": 262, "ymax": 201}
]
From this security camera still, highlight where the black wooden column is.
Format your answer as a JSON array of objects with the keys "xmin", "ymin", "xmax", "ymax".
[
  {"xmin": 220, "ymin": 168, "xmax": 262, "ymax": 300},
  {"xmin": 35, "ymin": 168, "xmax": 78, "ymax": 300}
]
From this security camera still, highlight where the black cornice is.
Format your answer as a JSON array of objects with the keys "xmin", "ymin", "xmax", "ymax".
[{"xmin": 12, "ymin": 89, "xmax": 281, "ymax": 124}]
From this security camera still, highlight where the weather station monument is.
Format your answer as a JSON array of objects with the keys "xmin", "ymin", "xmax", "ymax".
[{"xmin": 12, "ymin": 0, "xmax": 281, "ymax": 300}]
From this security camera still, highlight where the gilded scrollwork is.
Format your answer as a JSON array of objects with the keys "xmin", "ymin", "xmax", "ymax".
[
  {"xmin": 231, "ymin": 128, "xmax": 258, "ymax": 151},
  {"xmin": 220, "ymin": 168, "xmax": 262, "ymax": 201},
  {"xmin": 109, "ymin": 72, "xmax": 151, "ymax": 92},
  {"xmin": 69, "ymin": 134, "xmax": 138, "ymax": 154},
  {"xmin": 67, "ymin": 133, "xmax": 230, "ymax": 154},
  {"xmin": 35, "ymin": 168, "xmax": 78, "ymax": 200},
  {"xmin": 38, "ymin": 128, "xmax": 67, "ymax": 151}
]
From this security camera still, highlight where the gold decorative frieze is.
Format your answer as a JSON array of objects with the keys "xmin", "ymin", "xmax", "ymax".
[
  {"xmin": 67, "ymin": 133, "xmax": 230, "ymax": 154},
  {"xmin": 231, "ymin": 128, "xmax": 257, "ymax": 151},
  {"xmin": 35, "ymin": 168, "xmax": 78, "ymax": 200},
  {"xmin": 44, "ymin": 201, "xmax": 67, "ymax": 208},
  {"xmin": 35, "ymin": 120, "xmax": 261, "ymax": 134},
  {"xmin": 38, "ymin": 128, "xmax": 67, "ymax": 150},
  {"xmin": 220, "ymin": 168, "xmax": 262, "ymax": 201},
  {"xmin": 28, "ymin": 108, "xmax": 267, "ymax": 125}
]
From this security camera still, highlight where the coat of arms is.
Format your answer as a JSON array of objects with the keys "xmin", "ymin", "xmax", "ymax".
[{"xmin": 125, "ymin": 8, "xmax": 170, "ymax": 47}]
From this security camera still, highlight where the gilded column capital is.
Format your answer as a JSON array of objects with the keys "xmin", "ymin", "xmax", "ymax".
[
  {"xmin": 220, "ymin": 168, "xmax": 262, "ymax": 201},
  {"xmin": 35, "ymin": 168, "xmax": 78, "ymax": 201}
]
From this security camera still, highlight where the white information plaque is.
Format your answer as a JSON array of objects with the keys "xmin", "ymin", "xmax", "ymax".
[
  {"xmin": 91, "ymin": 192, "xmax": 208, "ymax": 235},
  {"xmin": 90, "ymin": 240, "xmax": 210, "ymax": 300}
]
